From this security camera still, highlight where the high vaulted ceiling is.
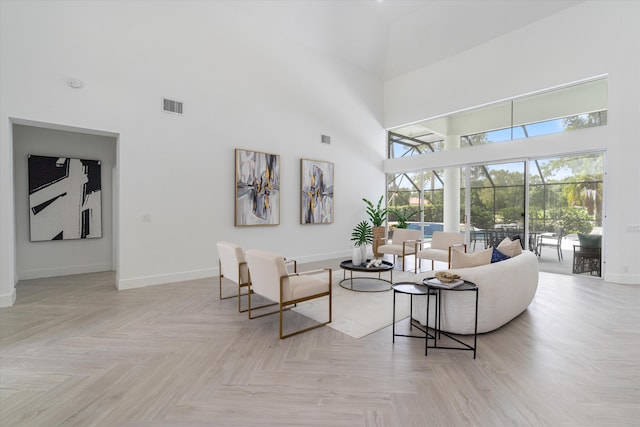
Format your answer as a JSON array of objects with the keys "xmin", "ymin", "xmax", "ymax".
[{"xmin": 227, "ymin": 0, "xmax": 583, "ymax": 80}]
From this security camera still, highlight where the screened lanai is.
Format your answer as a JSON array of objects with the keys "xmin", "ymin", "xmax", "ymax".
[{"xmin": 385, "ymin": 78, "xmax": 606, "ymax": 277}]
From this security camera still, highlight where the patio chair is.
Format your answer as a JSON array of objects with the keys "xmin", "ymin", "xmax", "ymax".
[
  {"xmin": 470, "ymin": 227, "xmax": 487, "ymax": 250},
  {"xmin": 572, "ymin": 233, "xmax": 602, "ymax": 276},
  {"xmin": 415, "ymin": 231, "xmax": 466, "ymax": 273},
  {"xmin": 536, "ymin": 228, "xmax": 564, "ymax": 261}
]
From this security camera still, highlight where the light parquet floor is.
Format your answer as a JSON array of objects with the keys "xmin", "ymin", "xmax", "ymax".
[{"xmin": 1, "ymin": 261, "xmax": 639, "ymax": 426}]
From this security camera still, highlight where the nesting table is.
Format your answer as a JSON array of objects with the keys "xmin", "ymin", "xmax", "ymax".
[
  {"xmin": 391, "ymin": 282, "xmax": 434, "ymax": 342},
  {"xmin": 423, "ymin": 278, "xmax": 478, "ymax": 358},
  {"xmin": 391, "ymin": 278, "xmax": 479, "ymax": 359}
]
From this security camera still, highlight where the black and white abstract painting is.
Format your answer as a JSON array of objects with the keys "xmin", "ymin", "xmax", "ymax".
[
  {"xmin": 301, "ymin": 158, "xmax": 334, "ymax": 224},
  {"xmin": 235, "ymin": 149, "xmax": 280, "ymax": 226},
  {"xmin": 28, "ymin": 154, "xmax": 102, "ymax": 241}
]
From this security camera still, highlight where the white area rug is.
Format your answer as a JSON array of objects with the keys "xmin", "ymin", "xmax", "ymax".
[{"xmin": 293, "ymin": 269, "xmax": 418, "ymax": 339}]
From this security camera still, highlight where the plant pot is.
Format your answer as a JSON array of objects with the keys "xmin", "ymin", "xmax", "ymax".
[{"xmin": 372, "ymin": 226, "xmax": 385, "ymax": 257}]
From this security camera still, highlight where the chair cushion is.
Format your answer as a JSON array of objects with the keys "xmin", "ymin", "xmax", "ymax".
[
  {"xmin": 497, "ymin": 237, "xmax": 523, "ymax": 258},
  {"xmin": 283, "ymin": 274, "xmax": 330, "ymax": 302},
  {"xmin": 491, "ymin": 248, "xmax": 511, "ymax": 263},
  {"xmin": 450, "ymin": 247, "xmax": 492, "ymax": 268},
  {"xmin": 578, "ymin": 233, "xmax": 601, "ymax": 248}
]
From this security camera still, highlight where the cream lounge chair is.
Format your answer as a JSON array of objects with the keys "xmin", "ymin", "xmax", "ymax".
[
  {"xmin": 376, "ymin": 228, "xmax": 421, "ymax": 272},
  {"xmin": 245, "ymin": 249, "xmax": 332, "ymax": 339},
  {"xmin": 415, "ymin": 231, "xmax": 466, "ymax": 273}
]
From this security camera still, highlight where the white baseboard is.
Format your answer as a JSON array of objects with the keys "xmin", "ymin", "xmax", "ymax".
[
  {"xmin": 0, "ymin": 288, "xmax": 16, "ymax": 308},
  {"xmin": 603, "ymin": 272, "xmax": 640, "ymax": 285},
  {"xmin": 116, "ymin": 267, "xmax": 218, "ymax": 290},
  {"xmin": 18, "ymin": 263, "xmax": 113, "ymax": 281},
  {"xmin": 115, "ymin": 251, "xmax": 351, "ymax": 291},
  {"xmin": 282, "ymin": 249, "xmax": 352, "ymax": 265}
]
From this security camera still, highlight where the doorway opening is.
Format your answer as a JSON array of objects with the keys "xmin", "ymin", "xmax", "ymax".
[{"xmin": 11, "ymin": 120, "xmax": 119, "ymax": 285}]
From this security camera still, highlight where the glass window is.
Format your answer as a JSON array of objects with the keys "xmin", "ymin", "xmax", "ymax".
[
  {"xmin": 388, "ymin": 131, "xmax": 443, "ymax": 159},
  {"xmin": 389, "ymin": 77, "xmax": 608, "ymax": 157}
]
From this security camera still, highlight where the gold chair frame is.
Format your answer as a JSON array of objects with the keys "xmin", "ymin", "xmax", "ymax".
[
  {"xmin": 218, "ymin": 258, "xmax": 251, "ymax": 312},
  {"xmin": 280, "ymin": 269, "xmax": 332, "ymax": 339},
  {"xmin": 247, "ymin": 268, "xmax": 332, "ymax": 339}
]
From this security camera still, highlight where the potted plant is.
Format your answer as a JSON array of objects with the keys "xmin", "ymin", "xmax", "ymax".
[
  {"xmin": 350, "ymin": 220, "xmax": 373, "ymax": 265},
  {"xmin": 388, "ymin": 207, "xmax": 421, "ymax": 229},
  {"xmin": 363, "ymin": 196, "xmax": 388, "ymax": 227},
  {"xmin": 363, "ymin": 196, "xmax": 387, "ymax": 257}
]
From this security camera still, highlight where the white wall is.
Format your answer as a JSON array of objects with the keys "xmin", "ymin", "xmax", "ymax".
[
  {"xmin": 13, "ymin": 125, "xmax": 116, "ymax": 279},
  {"xmin": 384, "ymin": 1, "xmax": 640, "ymax": 284},
  {"xmin": 0, "ymin": 0, "xmax": 386, "ymax": 304}
]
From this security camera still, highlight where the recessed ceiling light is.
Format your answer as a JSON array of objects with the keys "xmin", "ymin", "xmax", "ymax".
[{"xmin": 67, "ymin": 78, "xmax": 83, "ymax": 89}]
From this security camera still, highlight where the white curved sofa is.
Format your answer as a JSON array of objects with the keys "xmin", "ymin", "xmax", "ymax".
[{"xmin": 412, "ymin": 250, "xmax": 539, "ymax": 334}]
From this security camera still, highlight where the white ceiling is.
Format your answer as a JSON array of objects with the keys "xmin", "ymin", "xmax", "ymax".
[{"xmin": 227, "ymin": 0, "xmax": 583, "ymax": 80}]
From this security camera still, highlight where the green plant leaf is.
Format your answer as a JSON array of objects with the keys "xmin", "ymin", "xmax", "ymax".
[
  {"xmin": 388, "ymin": 207, "xmax": 421, "ymax": 228},
  {"xmin": 362, "ymin": 196, "xmax": 387, "ymax": 226},
  {"xmin": 351, "ymin": 220, "xmax": 373, "ymax": 246}
]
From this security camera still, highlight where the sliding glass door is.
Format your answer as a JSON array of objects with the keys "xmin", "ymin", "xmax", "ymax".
[
  {"xmin": 527, "ymin": 153, "xmax": 604, "ymax": 275},
  {"xmin": 464, "ymin": 161, "xmax": 526, "ymax": 250},
  {"xmin": 390, "ymin": 152, "xmax": 606, "ymax": 276}
]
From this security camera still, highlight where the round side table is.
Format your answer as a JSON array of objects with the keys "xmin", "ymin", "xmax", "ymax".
[
  {"xmin": 391, "ymin": 282, "xmax": 436, "ymax": 343},
  {"xmin": 422, "ymin": 278, "xmax": 479, "ymax": 359}
]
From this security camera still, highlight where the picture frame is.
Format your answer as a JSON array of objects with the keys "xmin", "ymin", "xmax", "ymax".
[
  {"xmin": 300, "ymin": 158, "xmax": 334, "ymax": 224},
  {"xmin": 28, "ymin": 154, "xmax": 102, "ymax": 241},
  {"xmin": 235, "ymin": 148, "xmax": 280, "ymax": 226}
]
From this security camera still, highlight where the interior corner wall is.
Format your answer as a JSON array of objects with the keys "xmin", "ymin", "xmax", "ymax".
[
  {"xmin": 0, "ymin": 1, "xmax": 386, "ymax": 297},
  {"xmin": 13, "ymin": 125, "xmax": 116, "ymax": 280},
  {"xmin": 383, "ymin": 0, "xmax": 640, "ymax": 284},
  {"xmin": 0, "ymin": 121, "xmax": 16, "ymax": 307}
]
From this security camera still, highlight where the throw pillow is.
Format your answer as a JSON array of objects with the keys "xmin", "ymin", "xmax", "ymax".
[
  {"xmin": 498, "ymin": 237, "xmax": 523, "ymax": 258},
  {"xmin": 497, "ymin": 237, "xmax": 511, "ymax": 247},
  {"xmin": 509, "ymin": 234, "xmax": 525, "ymax": 249},
  {"xmin": 450, "ymin": 247, "xmax": 492, "ymax": 268},
  {"xmin": 491, "ymin": 247, "xmax": 510, "ymax": 263}
]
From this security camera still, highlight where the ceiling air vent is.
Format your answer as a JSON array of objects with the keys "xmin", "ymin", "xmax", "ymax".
[{"xmin": 162, "ymin": 98, "xmax": 183, "ymax": 115}]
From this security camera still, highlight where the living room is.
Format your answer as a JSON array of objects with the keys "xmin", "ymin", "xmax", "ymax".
[{"xmin": 1, "ymin": 1, "xmax": 638, "ymax": 425}]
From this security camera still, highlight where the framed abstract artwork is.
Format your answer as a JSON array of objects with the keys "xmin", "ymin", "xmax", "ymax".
[
  {"xmin": 300, "ymin": 158, "xmax": 334, "ymax": 224},
  {"xmin": 28, "ymin": 154, "xmax": 102, "ymax": 241},
  {"xmin": 235, "ymin": 148, "xmax": 280, "ymax": 226}
]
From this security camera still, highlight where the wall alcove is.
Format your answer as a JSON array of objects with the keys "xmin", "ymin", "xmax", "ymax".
[{"xmin": 12, "ymin": 121, "xmax": 118, "ymax": 283}]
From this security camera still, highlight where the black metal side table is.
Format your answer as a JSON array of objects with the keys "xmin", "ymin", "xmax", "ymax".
[
  {"xmin": 391, "ymin": 282, "xmax": 435, "ymax": 343},
  {"xmin": 422, "ymin": 278, "xmax": 479, "ymax": 359}
]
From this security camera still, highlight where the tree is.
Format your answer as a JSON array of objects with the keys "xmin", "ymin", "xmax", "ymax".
[{"xmin": 562, "ymin": 111, "xmax": 607, "ymax": 130}]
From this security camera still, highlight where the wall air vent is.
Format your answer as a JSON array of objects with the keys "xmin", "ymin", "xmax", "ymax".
[{"xmin": 162, "ymin": 98, "xmax": 183, "ymax": 115}]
